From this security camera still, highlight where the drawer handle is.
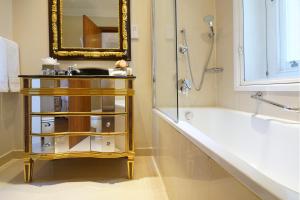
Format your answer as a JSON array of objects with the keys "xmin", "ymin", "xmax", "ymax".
[
  {"xmin": 106, "ymin": 122, "xmax": 111, "ymax": 128},
  {"xmin": 43, "ymin": 122, "xmax": 51, "ymax": 127}
]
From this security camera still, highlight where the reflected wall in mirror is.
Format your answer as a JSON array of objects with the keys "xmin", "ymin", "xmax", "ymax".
[
  {"xmin": 62, "ymin": 0, "xmax": 120, "ymax": 49},
  {"xmin": 236, "ymin": 0, "xmax": 300, "ymax": 87},
  {"xmin": 49, "ymin": 0, "xmax": 131, "ymax": 60}
]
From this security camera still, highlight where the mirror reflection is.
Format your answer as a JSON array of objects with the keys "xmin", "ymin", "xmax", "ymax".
[{"xmin": 62, "ymin": 0, "xmax": 120, "ymax": 49}]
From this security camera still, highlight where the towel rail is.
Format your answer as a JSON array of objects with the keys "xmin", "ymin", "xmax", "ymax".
[{"xmin": 251, "ymin": 92, "xmax": 300, "ymax": 113}]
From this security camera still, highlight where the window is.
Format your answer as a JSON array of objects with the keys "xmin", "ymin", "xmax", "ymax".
[
  {"xmin": 279, "ymin": 0, "xmax": 300, "ymax": 74},
  {"xmin": 234, "ymin": 0, "xmax": 300, "ymax": 91}
]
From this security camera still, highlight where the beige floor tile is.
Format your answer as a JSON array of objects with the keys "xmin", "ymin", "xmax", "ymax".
[{"xmin": 0, "ymin": 156, "xmax": 168, "ymax": 200}]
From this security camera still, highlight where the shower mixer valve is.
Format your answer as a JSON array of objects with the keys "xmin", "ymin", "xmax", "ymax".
[
  {"xmin": 178, "ymin": 78, "xmax": 192, "ymax": 95},
  {"xmin": 179, "ymin": 45, "xmax": 188, "ymax": 54}
]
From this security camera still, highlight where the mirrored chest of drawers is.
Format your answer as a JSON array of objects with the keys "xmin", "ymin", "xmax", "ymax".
[{"xmin": 19, "ymin": 75, "xmax": 135, "ymax": 182}]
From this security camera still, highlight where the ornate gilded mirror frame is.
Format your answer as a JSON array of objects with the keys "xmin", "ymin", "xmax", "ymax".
[{"xmin": 48, "ymin": 0, "xmax": 131, "ymax": 60}]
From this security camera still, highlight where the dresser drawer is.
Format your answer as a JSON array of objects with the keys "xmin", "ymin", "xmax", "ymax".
[
  {"xmin": 31, "ymin": 115, "xmax": 126, "ymax": 134},
  {"xmin": 31, "ymin": 135, "xmax": 126, "ymax": 154},
  {"xmin": 31, "ymin": 96, "xmax": 126, "ymax": 113}
]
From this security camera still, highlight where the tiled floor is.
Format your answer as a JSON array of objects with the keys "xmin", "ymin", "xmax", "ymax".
[{"xmin": 0, "ymin": 156, "xmax": 168, "ymax": 200}]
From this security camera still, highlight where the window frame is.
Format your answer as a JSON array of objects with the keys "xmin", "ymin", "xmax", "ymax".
[{"xmin": 233, "ymin": 0, "xmax": 300, "ymax": 91}]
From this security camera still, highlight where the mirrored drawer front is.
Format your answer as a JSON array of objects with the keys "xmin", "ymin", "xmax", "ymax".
[
  {"xmin": 31, "ymin": 79, "xmax": 127, "ymax": 89},
  {"xmin": 31, "ymin": 96, "xmax": 126, "ymax": 113},
  {"xmin": 31, "ymin": 115, "xmax": 126, "ymax": 134},
  {"xmin": 31, "ymin": 135, "xmax": 125, "ymax": 154},
  {"xmin": 91, "ymin": 135, "xmax": 125, "ymax": 153}
]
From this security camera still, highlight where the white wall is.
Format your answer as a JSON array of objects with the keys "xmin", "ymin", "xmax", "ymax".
[
  {"xmin": 0, "ymin": 0, "xmax": 23, "ymax": 157},
  {"xmin": 216, "ymin": 0, "xmax": 300, "ymax": 122},
  {"xmin": 0, "ymin": 0, "xmax": 13, "ymax": 40}
]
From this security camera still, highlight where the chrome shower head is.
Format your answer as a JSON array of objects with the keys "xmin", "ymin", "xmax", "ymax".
[
  {"xmin": 203, "ymin": 15, "xmax": 214, "ymax": 27},
  {"xmin": 203, "ymin": 15, "xmax": 215, "ymax": 37}
]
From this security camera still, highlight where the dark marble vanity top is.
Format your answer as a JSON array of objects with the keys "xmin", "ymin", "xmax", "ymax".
[{"xmin": 18, "ymin": 75, "xmax": 136, "ymax": 79}]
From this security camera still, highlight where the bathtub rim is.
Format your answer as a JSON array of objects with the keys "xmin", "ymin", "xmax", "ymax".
[
  {"xmin": 178, "ymin": 106, "xmax": 300, "ymax": 125},
  {"xmin": 153, "ymin": 107, "xmax": 299, "ymax": 200}
]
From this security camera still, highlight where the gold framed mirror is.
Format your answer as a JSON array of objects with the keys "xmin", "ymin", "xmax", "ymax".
[{"xmin": 49, "ymin": 0, "xmax": 131, "ymax": 60}]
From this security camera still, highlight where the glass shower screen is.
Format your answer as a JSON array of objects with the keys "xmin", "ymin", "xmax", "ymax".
[{"xmin": 152, "ymin": 0, "xmax": 178, "ymax": 122}]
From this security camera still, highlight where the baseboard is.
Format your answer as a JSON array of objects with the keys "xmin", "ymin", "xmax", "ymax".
[
  {"xmin": 135, "ymin": 147, "xmax": 153, "ymax": 156},
  {"xmin": 0, "ymin": 150, "xmax": 24, "ymax": 166}
]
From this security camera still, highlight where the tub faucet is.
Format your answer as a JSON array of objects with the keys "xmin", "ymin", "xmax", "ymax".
[{"xmin": 178, "ymin": 78, "xmax": 192, "ymax": 95}]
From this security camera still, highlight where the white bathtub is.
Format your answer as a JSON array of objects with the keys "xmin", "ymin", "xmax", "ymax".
[{"xmin": 155, "ymin": 107, "xmax": 300, "ymax": 200}]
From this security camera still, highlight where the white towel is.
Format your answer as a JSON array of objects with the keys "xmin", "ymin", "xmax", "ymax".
[
  {"xmin": 0, "ymin": 37, "xmax": 20, "ymax": 92},
  {"xmin": 6, "ymin": 38, "xmax": 20, "ymax": 92},
  {"xmin": 0, "ymin": 38, "xmax": 8, "ymax": 92}
]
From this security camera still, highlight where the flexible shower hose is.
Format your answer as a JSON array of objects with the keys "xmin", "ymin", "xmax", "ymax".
[{"xmin": 181, "ymin": 30, "xmax": 215, "ymax": 91}]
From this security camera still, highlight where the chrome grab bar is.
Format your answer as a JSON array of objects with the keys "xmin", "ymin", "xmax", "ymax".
[{"xmin": 251, "ymin": 92, "xmax": 300, "ymax": 113}]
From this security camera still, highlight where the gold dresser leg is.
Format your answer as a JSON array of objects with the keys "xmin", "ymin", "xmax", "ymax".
[
  {"xmin": 24, "ymin": 158, "xmax": 33, "ymax": 183},
  {"xmin": 127, "ymin": 158, "xmax": 134, "ymax": 179}
]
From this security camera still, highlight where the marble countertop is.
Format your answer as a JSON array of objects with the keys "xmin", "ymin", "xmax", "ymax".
[{"xmin": 18, "ymin": 75, "xmax": 136, "ymax": 79}]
